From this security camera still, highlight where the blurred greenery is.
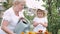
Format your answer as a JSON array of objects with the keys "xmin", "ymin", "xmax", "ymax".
[
  {"xmin": 3, "ymin": 2, "xmax": 11, "ymax": 9},
  {"xmin": 57, "ymin": 0, "xmax": 60, "ymax": 7},
  {"xmin": 58, "ymin": 29, "xmax": 60, "ymax": 34},
  {"xmin": 0, "ymin": 18, "xmax": 2, "ymax": 26},
  {"xmin": 24, "ymin": 10, "xmax": 35, "ymax": 23},
  {"xmin": 3, "ymin": 0, "xmax": 12, "ymax": 9},
  {"xmin": 45, "ymin": 0, "xmax": 60, "ymax": 34}
]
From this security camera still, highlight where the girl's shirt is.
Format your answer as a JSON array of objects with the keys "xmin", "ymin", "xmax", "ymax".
[{"xmin": 33, "ymin": 17, "xmax": 48, "ymax": 33}]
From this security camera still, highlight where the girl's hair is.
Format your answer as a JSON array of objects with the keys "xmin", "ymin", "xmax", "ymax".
[
  {"xmin": 37, "ymin": 9, "xmax": 48, "ymax": 17},
  {"xmin": 13, "ymin": 0, "xmax": 25, "ymax": 6}
]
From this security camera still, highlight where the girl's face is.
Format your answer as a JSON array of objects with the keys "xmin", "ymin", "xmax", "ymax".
[
  {"xmin": 37, "ymin": 11, "xmax": 44, "ymax": 18},
  {"xmin": 15, "ymin": 2, "xmax": 25, "ymax": 12}
]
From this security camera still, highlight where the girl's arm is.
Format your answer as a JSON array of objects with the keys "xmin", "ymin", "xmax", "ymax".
[
  {"xmin": 33, "ymin": 21, "xmax": 39, "ymax": 27},
  {"xmin": 40, "ymin": 17, "xmax": 48, "ymax": 27},
  {"xmin": 1, "ymin": 20, "xmax": 15, "ymax": 34},
  {"xmin": 39, "ymin": 22, "xmax": 48, "ymax": 27}
]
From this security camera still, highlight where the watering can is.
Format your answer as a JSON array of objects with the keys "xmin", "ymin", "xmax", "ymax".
[{"xmin": 14, "ymin": 18, "xmax": 30, "ymax": 34}]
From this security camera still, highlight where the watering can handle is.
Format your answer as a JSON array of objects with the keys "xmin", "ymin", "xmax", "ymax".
[{"xmin": 17, "ymin": 17, "xmax": 29, "ymax": 24}]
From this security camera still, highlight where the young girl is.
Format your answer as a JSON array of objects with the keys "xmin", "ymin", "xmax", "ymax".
[{"xmin": 33, "ymin": 9, "xmax": 48, "ymax": 33}]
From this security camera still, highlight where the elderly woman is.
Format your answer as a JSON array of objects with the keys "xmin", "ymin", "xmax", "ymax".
[{"xmin": 0, "ymin": 0, "xmax": 25, "ymax": 34}]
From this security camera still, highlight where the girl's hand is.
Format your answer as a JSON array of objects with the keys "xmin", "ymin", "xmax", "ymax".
[
  {"xmin": 39, "ymin": 22, "xmax": 48, "ymax": 27},
  {"xmin": 39, "ymin": 23, "xmax": 43, "ymax": 25},
  {"xmin": 33, "ymin": 22, "xmax": 39, "ymax": 27}
]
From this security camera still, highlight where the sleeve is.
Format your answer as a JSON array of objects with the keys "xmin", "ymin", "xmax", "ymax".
[
  {"xmin": 2, "ymin": 11, "xmax": 11, "ymax": 22},
  {"xmin": 44, "ymin": 17, "xmax": 48, "ymax": 23}
]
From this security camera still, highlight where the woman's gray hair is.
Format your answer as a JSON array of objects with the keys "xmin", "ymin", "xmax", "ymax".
[{"xmin": 13, "ymin": 0, "xmax": 25, "ymax": 4}]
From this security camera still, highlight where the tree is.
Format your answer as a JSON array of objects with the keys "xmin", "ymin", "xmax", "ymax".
[
  {"xmin": 45, "ymin": 0, "xmax": 60, "ymax": 34},
  {"xmin": 57, "ymin": 0, "xmax": 60, "ymax": 7}
]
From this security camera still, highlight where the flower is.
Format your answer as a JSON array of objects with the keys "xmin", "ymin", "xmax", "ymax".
[
  {"xmin": 21, "ymin": 32, "xmax": 24, "ymax": 34},
  {"xmin": 27, "ymin": 32, "xmax": 36, "ymax": 34},
  {"xmin": 27, "ymin": 32, "xmax": 32, "ymax": 34},
  {"xmin": 44, "ymin": 31, "xmax": 48, "ymax": 34}
]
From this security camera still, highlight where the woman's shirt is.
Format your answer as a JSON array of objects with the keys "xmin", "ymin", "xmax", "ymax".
[
  {"xmin": 33, "ymin": 17, "xmax": 48, "ymax": 33},
  {"xmin": 1, "ymin": 7, "xmax": 24, "ymax": 31}
]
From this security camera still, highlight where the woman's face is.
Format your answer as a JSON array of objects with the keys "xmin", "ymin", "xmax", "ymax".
[
  {"xmin": 37, "ymin": 11, "xmax": 44, "ymax": 18},
  {"xmin": 15, "ymin": 2, "xmax": 25, "ymax": 12}
]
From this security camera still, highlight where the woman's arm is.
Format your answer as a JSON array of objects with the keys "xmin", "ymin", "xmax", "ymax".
[{"xmin": 1, "ymin": 20, "xmax": 15, "ymax": 34}]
